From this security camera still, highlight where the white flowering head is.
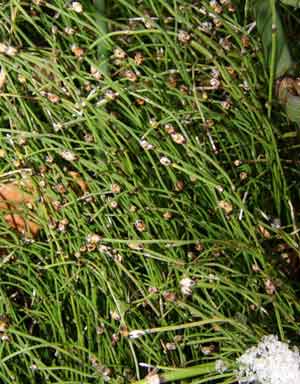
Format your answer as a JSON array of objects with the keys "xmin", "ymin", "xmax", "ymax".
[
  {"xmin": 145, "ymin": 374, "xmax": 160, "ymax": 384},
  {"xmin": 86, "ymin": 233, "xmax": 102, "ymax": 244},
  {"xmin": 70, "ymin": 2, "xmax": 83, "ymax": 13},
  {"xmin": 140, "ymin": 139, "xmax": 154, "ymax": 150},
  {"xmin": 60, "ymin": 150, "xmax": 77, "ymax": 162},
  {"xmin": 160, "ymin": 156, "xmax": 172, "ymax": 166},
  {"xmin": 128, "ymin": 330, "xmax": 146, "ymax": 339},
  {"xmin": 180, "ymin": 277, "xmax": 195, "ymax": 296},
  {"xmin": 237, "ymin": 335, "xmax": 300, "ymax": 384},
  {"xmin": 215, "ymin": 359, "xmax": 227, "ymax": 373}
]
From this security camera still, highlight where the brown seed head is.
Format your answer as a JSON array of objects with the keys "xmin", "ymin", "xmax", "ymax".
[
  {"xmin": 86, "ymin": 233, "xmax": 102, "ymax": 244},
  {"xmin": 163, "ymin": 211, "xmax": 173, "ymax": 220},
  {"xmin": 219, "ymin": 37, "xmax": 232, "ymax": 51},
  {"xmin": 52, "ymin": 200, "xmax": 61, "ymax": 211},
  {"xmin": 90, "ymin": 65, "xmax": 102, "ymax": 80},
  {"xmin": 178, "ymin": 30, "xmax": 191, "ymax": 44},
  {"xmin": 55, "ymin": 184, "xmax": 66, "ymax": 194},
  {"xmin": 135, "ymin": 219, "xmax": 146, "ymax": 232},
  {"xmin": 239, "ymin": 172, "xmax": 248, "ymax": 181},
  {"xmin": 227, "ymin": 66, "xmax": 237, "ymax": 78},
  {"xmin": 227, "ymin": 2, "xmax": 236, "ymax": 12},
  {"xmin": 71, "ymin": 45, "xmax": 84, "ymax": 58},
  {"xmin": 128, "ymin": 242, "xmax": 144, "ymax": 250},
  {"xmin": 210, "ymin": 0, "xmax": 223, "ymax": 13},
  {"xmin": 113, "ymin": 47, "xmax": 127, "ymax": 60},
  {"xmin": 221, "ymin": 99, "xmax": 232, "ymax": 110},
  {"xmin": 163, "ymin": 291, "xmax": 176, "ymax": 302},
  {"xmin": 110, "ymin": 200, "xmax": 118, "ymax": 209},
  {"xmin": 171, "ymin": 132, "xmax": 186, "ymax": 145},
  {"xmin": 134, "ymin": 52, "xmax": 144, "ymax": 65},
  {"xmin": 111, "ymin": 183, "xmax": 121, "ymax": 194},
  {"xmin": 201, "ymin": 344, "xmax": 215, "ymax": 355},
  {"xmin": 167, "ymin": 75, "xmax": 177, "ymax": 88},
  {"xmin": 64, "ymin": 27, "xmax": 76, "ymax": 35},
  {"xmin": 165, "ymin": 342, "xmax": 176, "ymax": 351},
  {"xmin": 241, "ymin": 35, "xmax": 250, "ymax": 48},
  {"xmin": 213, "ymin": 17, "xmax": 223, "ymax": 28},
  {"xmin": 136, "ymin": 98, "xmax": 145, "ymax": 106},
  {"xmin": 218, "ymin": 200, "xmax": 233, "ymax": 215},
  {"xmin": 164, "ymin": 123, "xmax": 176, "ymax": 134},
  {"xmin": 143, "ymin": 16, "xmax": 155, "ymax": 29},
  {"xmin": 0, "ymin": 43, "xmax": 17, "ymax": 57},
  {"xmin": 0, "ymin": 316, "xmax": 10, "ymax": 333},
  {"xmin": 119, "ymin": 324, "xmax": 129, "ymax": 337},
  {"xmin": 195, "ymin": 242, "xmax": 204, "ymax": 252},
  {"xmin": 123, "ymin": 70, "xmax": 137, "ymax": 82},
  {"xmin": 47, "ymin": 93, "xmax": 60, "ymax": 103},
  {"xmin": 110, "ymin": 310, "xmax": 121, "ymax": 321},
  {"xmin": 96, "ymin": 324, "xmax": 105, "ymax": 335},
  {"xmin": 149, "ymin": 118, "xmax": 158, "ymax": 129},
  {"xmin": 264, "ymin": 279, "xmax": 276, "ymax": 295},
  {"xmin": 175, "ymin": 180, "xmax": 185, "ymax": 192},
  {"xmin": 148, "ymin": 286, "xmax": 158, "ymax": 294}
]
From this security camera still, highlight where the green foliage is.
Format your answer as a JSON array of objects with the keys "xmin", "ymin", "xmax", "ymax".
[{"xmin": 0, "ymin": 0, "xmax": 299, "ymax": 383}]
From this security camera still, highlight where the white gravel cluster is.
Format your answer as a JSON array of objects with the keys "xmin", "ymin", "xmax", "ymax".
[{"xmin": 237, "ymin": 335, "xmax": 300, "ymax": 384}]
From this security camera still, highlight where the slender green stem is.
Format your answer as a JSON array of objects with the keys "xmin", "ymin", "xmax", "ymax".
[
  {"xmin": 268, "ymin": 0, "xmax": 277, "ymax": 118},
  {"xmin": 130, "ymin": 317, "xmax": 250, "ymax": 338},
  {"xmin": 132, "ymin": 363, "xmax": 234, "ymax": 384},
  {"xmin": 132, "ymin": 363, "xmax": 215, "ymax": 384}
]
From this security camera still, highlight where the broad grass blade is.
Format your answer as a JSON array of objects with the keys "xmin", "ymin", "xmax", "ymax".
[
  {"xmin": 286, "ymin": 93, "xmax": 300, "ymax": 123},
  {"xmin": 255, "ymin": 0, "xmax": 293, "ymax": 78},
  {"xmin": 280, "ymin": 0, "xmax": 300, "ymax": 6},
  {"xmin": 94, "ymin": 0, "xmax": 109, "ymax": 76}
]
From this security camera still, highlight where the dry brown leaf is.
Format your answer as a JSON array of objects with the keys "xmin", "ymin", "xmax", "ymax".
[
  {"xmin": 0, "ymin": 68, "xmax": 6, "ymax": 89},
  {"xmin": 4, "ymin": 214, "xmax": 40, "ymax": 236},
  {"xmin": 0, "ymin": 173, "xmax": 87, "ymax": 236},
  {"xmin": 0, "ymin": 183, "xmax": 33, "ymax": 208},
  {"xmin": 0, "ymin": 182, "xmax": 39, "ymax": 236},
  {"xmin": 257, "ymin": 224, "xmax": 271, "ymax": 239},
  {"xmin": 68, "ymin": 171, "xmax": 88, "ymax": 193}
]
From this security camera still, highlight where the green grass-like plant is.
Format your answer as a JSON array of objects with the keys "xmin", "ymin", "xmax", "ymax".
[{"xmin": 0, "ymin": 1, "xmax": 299, "ymax": 383}]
